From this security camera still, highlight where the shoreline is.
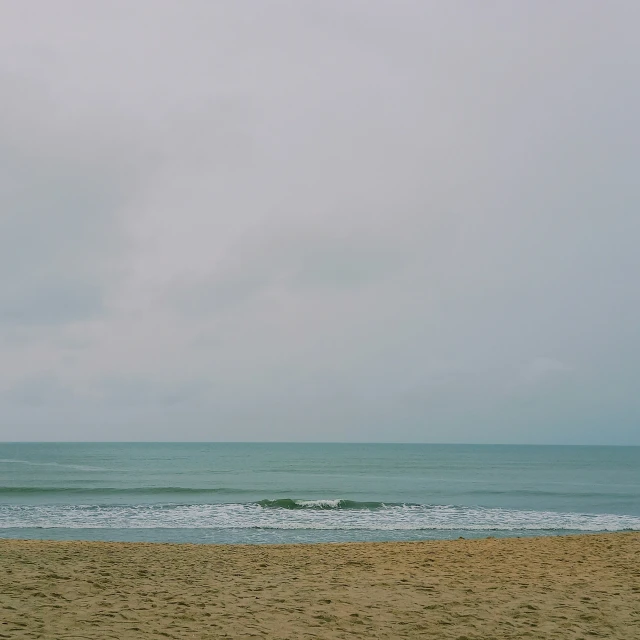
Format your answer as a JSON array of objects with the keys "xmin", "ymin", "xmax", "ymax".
[
  {"xmin": 1, "ymin": 528, "xmax": 637, "ymax": 547},
  {"xmin": 2, "ymin": 532, "xmax": 639, "ymax": 638}
]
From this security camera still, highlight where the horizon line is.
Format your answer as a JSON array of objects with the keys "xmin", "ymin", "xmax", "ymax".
[{"xmin": 1, "ymin": 441, "xmax": 638, "ymax": 447}]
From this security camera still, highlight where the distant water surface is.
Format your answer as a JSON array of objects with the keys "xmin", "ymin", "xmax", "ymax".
[{"xmin": 1, "ymin": 443, "xmax": 638, "ymax": 544}]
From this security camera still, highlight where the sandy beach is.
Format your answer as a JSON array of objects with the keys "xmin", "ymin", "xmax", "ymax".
[{"xmin": 1, "ymin": 532, "xmax": 639, "ymax": 639}]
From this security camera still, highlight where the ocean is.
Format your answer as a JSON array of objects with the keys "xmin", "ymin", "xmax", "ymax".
[{"xmin": 1, "ymin": 443, "xmax": 639, "ymax": 545}]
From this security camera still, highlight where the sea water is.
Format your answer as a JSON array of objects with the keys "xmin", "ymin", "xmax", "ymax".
[{"xmin": 1, "ymin": 443, "xmax": 638, "ymax": 544}]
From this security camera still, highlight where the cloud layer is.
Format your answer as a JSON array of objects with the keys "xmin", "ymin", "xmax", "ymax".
[{"xmin": 1, "ymin": 1, "xmax": 639, "ymax": 443}]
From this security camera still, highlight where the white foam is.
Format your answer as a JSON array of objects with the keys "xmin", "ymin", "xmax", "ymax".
[
  {"xmin": 294, "ymin": 499, "xmax": 343, "ymax": 508},
  {"xmin": 1, "ymin": 503, "xmax": 639, "ymax": 532}
]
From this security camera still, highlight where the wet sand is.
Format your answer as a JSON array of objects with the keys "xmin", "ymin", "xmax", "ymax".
[{"xmin": 1, "ymin": 532, "xmax": 639, "ymax": 639}]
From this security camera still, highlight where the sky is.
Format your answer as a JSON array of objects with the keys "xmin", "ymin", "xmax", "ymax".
[{"xmin": 1, "ymin": 1, "xmax": 639, "ymax": 444}]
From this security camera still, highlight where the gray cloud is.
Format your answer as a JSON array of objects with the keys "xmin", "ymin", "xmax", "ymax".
[
  {"xmin": 3, "ymin": 372, "xmax": 73, "ymax": 409},
  {"xmin": 1, "ymin": 1, "xmax": 639, "ymax": 443},
  {"xmin": 0, "ymin": 76, "xmax": 134, "ymax": 327}
]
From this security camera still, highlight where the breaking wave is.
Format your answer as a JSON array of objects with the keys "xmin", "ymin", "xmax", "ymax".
[
  {"xmin": 257, "ymin": 499, "xmax": 398, "ymax": 510},
  {"xmin": 1, "ymin": 501, "xmax": 639, "ymax": 532}
]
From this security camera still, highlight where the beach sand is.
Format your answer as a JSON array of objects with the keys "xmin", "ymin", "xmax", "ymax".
[{"xmin": 1, "ymin": 532, "xmax": 639, "ymax": 639}]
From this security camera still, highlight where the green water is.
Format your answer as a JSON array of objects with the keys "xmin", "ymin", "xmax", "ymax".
[{"xmin": 1, "ymin": 443, "xmax": 638, "ymax": 544}]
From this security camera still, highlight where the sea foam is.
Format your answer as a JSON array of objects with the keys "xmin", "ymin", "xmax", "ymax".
[{"xmin": 1, "ymin": 501, "xmax": 639, "ymax": 532}]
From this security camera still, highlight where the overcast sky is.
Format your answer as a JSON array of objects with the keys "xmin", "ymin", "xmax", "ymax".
[{"xmin": 1, "ymin": 1, "xmax": 639, "ymax": 443}]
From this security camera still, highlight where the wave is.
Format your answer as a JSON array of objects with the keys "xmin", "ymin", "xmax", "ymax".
[
  {"xmin": 257, "ymin": 499, "xmax": 402, "ymax": 510},
  {"xmin": 465, "ymin": 488, "xmax": 640, "ymax": 498},
  {"xmin": 0, "ymin": 459, "xmax": 103, "ymax": 472},
  {"xmin": 0, "ymin": 486, "xmax": 257, "ymax": 496},
  {"xmin": 1, "ymin": 502, "xmax": 639, "ymax": 532}
]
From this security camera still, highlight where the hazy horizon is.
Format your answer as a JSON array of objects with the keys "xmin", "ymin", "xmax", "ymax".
[
  {"xmin": 2, "ymin": 441, "xmax": 639, "ymax": 448},
  {"xmin": 2, "ymin": 1, "xmax": 639, "ymax": 445}
]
